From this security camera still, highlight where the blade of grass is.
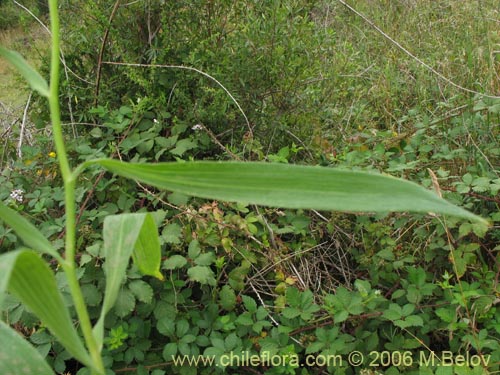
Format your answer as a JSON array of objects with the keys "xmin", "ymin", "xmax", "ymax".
[{"xmin": 88, "ymin": 160, "xmax": 488, "ymax": 225}]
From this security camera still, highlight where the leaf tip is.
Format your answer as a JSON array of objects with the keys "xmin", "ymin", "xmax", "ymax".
[{"xmin": 154, "ymin": 271, "xmax": 165, "ymax": 281}]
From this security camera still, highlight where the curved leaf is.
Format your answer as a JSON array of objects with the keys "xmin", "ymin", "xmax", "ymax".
[
  {"xmin": 0, "ymin": 250, "xmax": 92, "ymax": 367},
  {"xmin": 0, "ymin": 201, "xmax": 60, "ymax": 261},
  {"xmin": 0, "ymin": 47, "xmax": 50, "ymax": 97},
  {"xmin": 92, "ymin": 160, "xmax": 487, "ymax": 224},
  {"xmin": 93, "ymin": 213, "xmax": 162, "ymax": 348},
  {"xmin": 0, "ymin": 320, "xmax": 55, "ymax": 375}
]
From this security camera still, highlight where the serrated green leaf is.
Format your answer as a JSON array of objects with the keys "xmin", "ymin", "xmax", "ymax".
[
  {"xmin": 162, "ymin": 223, "xmax": 182, "ymax": 244},
  {"xmin": 406, "ymin": 285, "xmax": 421, "ymax": 304},
  {"xmin": 436, "ymin": 307, "xmax": 456, "ymax": 323},
  {"xmin": 81, "ymin": 284, "xmax": 102, "ymax": 307},
  {"xmin": 157, "ymin": 317, "xmax": 176, "ymax": 337},
  {"xmin": 93, "ymin": 213, "xmax": 162, "ymax": 348},
  {"xmin": 0, "ymin": 250, "xmax": 92, "ymax": 368},
  {"xmin": 282, "ymin": 307, "xmax": 301, "ymax": 319},
  {"xmin": 129, "ymin": 280, "xmax": 154, "ymax": 304},
  {"xmin": 0, "ymin": 320, "xmax": 55, "ymax": 375},
  {"xmin": 188, "ymin": 240, "xmax": 201, "ymax": 259},
  {"xmin": 180, "ymin": 334, "xmax": 196, "ymax": 344},
  {"xmin": 394, "ymin": 319, "xmax": 412, "ymax": 329},
  {"xmin": 242, "ymin": 295, "xmax": 257, "ymax": 313},
  {"xmin": 305, "ymin": 340, "xmax": 326, "ymax": 354},
  {"xmin": 235, "ymin": 312, "xmax": 253, "ymax": 326},
  {"xmin": 187, "ymin": 266, "xmax": 216, "ymax": 286},
  {"xmin": 0, "ymin": 201, "xmax": 59, "ymax": 260},
  {"xmin": 90, "ymin": 160, "xmax": 488, "ymax": 223},
  {"xmin": 0, "ymin": 47, "xmax": 49, "ymax": 97},
  {"xmin": 382, "ymin": 306, "xmax": 402, "ymax": 321},
  {"xmin": 176, "ymin": 320, "xmax": 190, "ymax": 337},
  {"xmin": 114, "ymin": 288, "xmax": 136, "ymax": 318},
  {"xmin": 224, "ymin": 333, "xmax": 241, "ymax": 350},
  {"xmin": 334, "ymin": 310, "xmax": 349, "ymax": 323},
  {"xmin": 403, "ymin": 315, "xmax": 424, "ymax": 327},
  {"xmin": 401, "ymin": 303, "xmax": 415, "ymax": 316},
  {"xmin": 162, "ymin": 343, "xmax": 178, "ymax": 360},
  {"xmin": 219, "ymin": 285, "xmax": 236, "ymax": 311},
  {"xmin": 194, "ymin": 252, "xmax": 216, "ymax": 266},
  {"xmin": 285, "ymin": 287, "xmax": 301, "ymax": 307},
  {"xmin": 163, "ymin": 255, "xmax": 188, "ymax": 270},
  {"xmin": 170, "ymin": 138, "xmax": 198, "ymax": 156}
]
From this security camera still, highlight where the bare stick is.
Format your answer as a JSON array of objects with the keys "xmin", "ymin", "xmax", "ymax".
[
  {"xmin": 94, "ymin": 0, "xmax": 122, "ymax": 106},
  {"xmin": 17, "ymin": 92, "xmax": 32, "ymax": 159}
]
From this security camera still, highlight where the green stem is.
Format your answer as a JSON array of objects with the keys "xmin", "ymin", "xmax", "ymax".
[{"xmin": 48, "ymin": 0, "xmax": 104, "ymax": 374}]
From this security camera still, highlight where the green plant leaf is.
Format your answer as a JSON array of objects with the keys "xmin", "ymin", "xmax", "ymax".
[
  {"xmin": 90, "ymin": 160, "xmax": 487, "ymax": 223},
  {"xmin": 187, "ymin": 266, "xmax": 216, "ymax": 286},
  {"xmin": 0, "ymin": 201, "xmax": 60, "ymax": 261},
  {"xmin": 0, "ymin": 320, "xmax": 55, "ymax": 375},
  {"xmin": 219, "ymin": 285, "xmax": 236, "ymax": 311},
  {"xmin": 129, "ymin": 280, "xmax": 154, "ymax": 304},
  {"xmin": 114, "ymin": 288, "xmax": 136, "ymax": 318},
  {"xmin": 163, "ymin": 255, "xmax": 188, "ymax": 270},
  {"xmin": 93, "ymin": 213, "xmax": 163, "ymax": 348},
  {"xmin": 132, "ymin": 214, "xmax": 163, "ymax": 278},
  {"xmin": 0, "ymin": 250, "xmax": 92, "ymax": 368},
  {"xmin": 0, "ymin": 47, "xmax": 50, "ymax": 97}
]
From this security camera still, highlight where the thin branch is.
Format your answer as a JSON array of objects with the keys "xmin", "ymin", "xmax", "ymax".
[
  {"xmin": 17, "ymin": 92, "xmax": 32, "ymax": 159},
  {"xmin": 94, "ymin": 0, "xmax": 122, "ymax": 106}
]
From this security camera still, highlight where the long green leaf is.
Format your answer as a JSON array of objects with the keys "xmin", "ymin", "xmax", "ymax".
[
  {"xmin": 0, "ymin": 320, "xmax": 55, "ymax": 375},
  {"xmin": 0, "ymin": 47, "xmax": 50, "ymax": 97},
  {"xmin": 0, "ymin": 250, "xmax": 92, "ymax": 368},
  {"xmin": 0, "ymin": 201, "xmax": 60, "ymax": 261},
  {"xmin": 93, "ymin": 213, "xmax": 163, "ymax": 348},
  {"xmin": 92, "ymin": 160, "xmax": 487, "ymax": 224}
]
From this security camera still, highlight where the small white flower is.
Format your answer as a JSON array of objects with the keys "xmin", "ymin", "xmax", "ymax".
[
  {"xmin": 137, "ymin": 97, "xmax": 141, "ymax": 103},
  {"xmin": 10, "ymin": 189, "xmax": 24, "ymax": 202},
  {"xmin": 153, "ymin": 118, "xmax": 159, "ymax": 124},
  {"xmin": 191, "ymin": 124, "xmax": 203, "ymax": 131}
]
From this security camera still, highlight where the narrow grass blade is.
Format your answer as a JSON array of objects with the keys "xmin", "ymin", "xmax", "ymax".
[
  {"xmin": 93, "ymin": 213, "xmax": 162, "ymax": 347},
  {"xmin": 0, "ymin": 320, "xmax": 55, "ymax": 375},
  {"xmin": 0, "ymin": 47, "xmax": 50, "ymax": 97},
  {"xmin": 93, "ymin": 160, "xmax": 487, "ymax": 224},
  {"xmin": 0, "ymin": 201, "xmax": 60, "ymax": 261},
  {"xmin": 0, "ymin": 250, "xmax": 92, "ymax": 368}
]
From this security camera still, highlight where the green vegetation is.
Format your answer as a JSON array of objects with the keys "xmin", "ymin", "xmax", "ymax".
[{"xmin": 0, "ymin": 1, "xmax": 499, "ymax": 375}]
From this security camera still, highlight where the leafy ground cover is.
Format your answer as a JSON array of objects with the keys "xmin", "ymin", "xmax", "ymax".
[{"xmin": 0, "ymin": 1, "xmax": 499, "ymax": 374}]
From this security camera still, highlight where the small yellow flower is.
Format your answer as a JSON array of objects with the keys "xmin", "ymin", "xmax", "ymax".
[{"xmin": 48, "ymin": 151, "xmax": 57, "ymax": 158}]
